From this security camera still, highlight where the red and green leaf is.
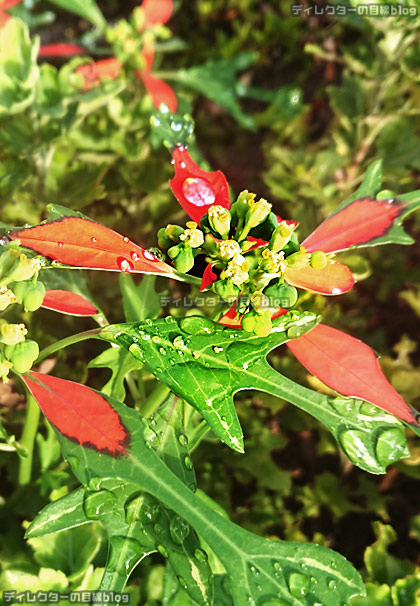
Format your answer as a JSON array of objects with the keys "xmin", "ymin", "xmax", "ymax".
[
  {"xmin": 10, "ymin": 216, "xmax": 175, "ymax": 276},
  {"xmin": 170, "ymin": 146, "xmax": 230, "ymax": 224},
  {"xmin": 42, "ymin": 289, "xmax": 98, "ymax": 316},
  {"xmin": 23, "ymin": 372, "xmax": 130, "ymax": 456},
  {"xmin": 76, "ymin": 58, "xmax": 122, "ymax": 90},
  {"xmin": 137, "ymin": 71, "xmax": 178, "ymax": 113},
  {"xmin": 286, "ymin": 323, "xmax": 420, "ymax": 426},
  {"xmin": 284, "ymin": 261, "xmax": 354, "ymax": 295}
]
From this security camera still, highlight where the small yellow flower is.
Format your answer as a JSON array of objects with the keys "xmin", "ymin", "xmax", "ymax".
[{"xmin": 218, "ymin": 240, "xmax": 241, "ymax": 260}]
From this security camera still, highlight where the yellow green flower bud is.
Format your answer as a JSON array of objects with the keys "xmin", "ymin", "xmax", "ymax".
[
  {"xmin": 264, "ymin": 282, "xmax": 298, "ymax": 308},
  {"xmin": 0, "ymin": 321, "xmax": 27, "ymax": 345},
  {"xmin": 218, "ymin": 240, "xmax": 241, "ymax": 261},
  {"xmin": 0, "ymin": 287, "xmax": 17, "ymax": 311},
  {"xmin": 166, "ymin": 224, "xmax": 185, "ymax": 241},
  {"xmin": 221, "ymin": 254, "xmax": 249, "ymax": 286},
  {"xmin": 12, "ymin": 281, "xmax": 29, "ymax": 304},
  {"xmin": 208, "ymin": 205, "xmax": 231, "ymax": 238},
  {"xmin": 213, "ymin": 279, "xmax": 240, "ymax": 302},
  {"xmin": 4, "ymin": 339, "xmax": 39, "ymax": 373},
  {"xmin": 260, "ymin": 248, "xmax": 285, "ymax": 273},
  {"xmin": 250, "ymin": 291, "xmax": 270, "ymax": 314},
  {"xmin": 6, "ymin": 255, "xmax": 41, "ymax": 284},
  {"xmin": 245, "ymin": 198, "xmax": 272, "ymax": 229},
  {"xmin": 241, "ymin": 312, "xmax": 257, "ymax": 333},
  {"xmin": 157, "ymin": 227, "xmax": 172, "ymax": 249},
  {"xmin": 269, "ymin": 222, "xmax": 294, "ymax": 252},
  {"xmin": 310, "ymin": 251, "xmax": 328, "ymax": 270},
  {"xmin": 286, "ymin": 248, "xmax": 310, "ymax": 269},
  {"xmin": 0, "ymin": 357, "xmax": 13, "ymax": 383},
  {"xmin": 179, "ymin": 227, "xmax": 204, "ymax": 249},
  {"xmin": 254, "ymin": 310, "xmax": 272, "ymax": 338},
  {"xmin": 173, "ymin": 246, "xmax": 195, "ymax": 273},
  {"xmin": 22, "ymin": 282, "xmax": 46, "ymax": 312},
  {"xmin": 235, "ymin": 190, "xmax": 256, "ymax": 215}
]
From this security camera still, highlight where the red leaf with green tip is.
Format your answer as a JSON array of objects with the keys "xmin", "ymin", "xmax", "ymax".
[
  {"xmin": 76, "ymin": 58, "xmax": 122, "ymax": 89},
  {"xmin": 284, "ymin": 261, "xmax": 354, "ymax": 295},
  {"xmin": 38, "ymin": 43, "xmax": 85, "ymax": 56},
  {"xmin": 200, "ymin": 263, "xmax": 217, "ymax": 291},
  {"xmin": 287, "ymin": 324, "xmax": 420, "ymax": 426},
  {"xmin": 170, "ymin": 146, "xmax": 230, "ymax": 224},
  {"xmin": 141, "ymin": 0, "xmax": 173, "ymax": 28},
  {"xmin": 137, "ymin": 71, "xmax": 178, "ymax": 112},
  {"xmin": 42, "ymin": 290, "xmax": 98, "ymax": 316},
  {"xmin": 24, "ymin": 372, "xmax": 130, "ymax": 456},
  {"xmin": 10, "ymin": 217, "xmax": 175, "ymax": 276},
  {"xmin": 303, "ymin": 196, "xmax": 417, "ymax": 254}
]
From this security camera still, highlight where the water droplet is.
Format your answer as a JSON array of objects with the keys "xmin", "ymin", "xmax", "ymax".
[
  {"xmin": 376, "ymin": 427, "xmax": 407, "ymax": 465},
  {"xmin": 329, "ymin": 397, "xmax": 356, "ymax": 417},
  {"xmin": 288, "ymin": 572, "xmax": 310, "ymax": 597},
  {"xmin": 178, "ymin": 434, "xmax": 188, "ymax": 446},
  {"xmin": 328, "ymin": 579, "xmax": 337, "ymax": 590},
  {"xmin": 83, "ymin": 489, "xmax": 117, "ymax": 519},
  {"xmin": 182, "ymin": 177, "xmax": 215, "ymax": 207},
  {"xmin": 152, "ymin": 335, "xmax": 161, "ymax": 343},
  {"xmin": 169, "ymin": 515, "xmax": 190, "ymax": 544},
  {"xmin": 123, "ymin": 236, "xmax": 129, "ymax": 243},
  {"xmin": 58, "ymin": 241, "xmax": 64, "ymax": 247},
  {"xmin": 159, "ymin": 347, "xmax": 166, "ymax": 355},
  {"xmin": 157, "ymin": 543, "xmax": 168, "ymax": 557},
  {"xmin": 108, "ymin": 536, "xmax": 144, "ymax": 574},
  {"xmin": 173, "ymin": 335, "xmax": 187, "ymax": 350},
  {"xmin": 192, "ymin": 351, "xmax": 200, "ymax": 359},
  {"xmin": 213, "ymin": 346, "xmax": 223, "ymax": 354},
  {"xmin": 144, "ymin": 426, "xmax": 159, "ymax": 448},
  {"xmin": 88, "ymin": 477, "xmax": 103, "ymax": 491},
  {"xmin": 117, "ymin": 256, "xmax": 134, "ymax": 272},
  {"xmin": 51, "ymin": 260, "xmax": 63, "ymax": 267},
  {"xmin": 129, "ymin": 342, "xmax": 144, "ymax": 360},
  {"xmin": 194, "ymin": 548, "xmax": 208, "ymax": 563},
  {"xmin": 359, "ymin": 402, "xmax": 379, "ymax": 416},
  {"xmin": 256, "ymin": 598, "xmax": 288, "ymax": 606},
  {"xmin": 144, "ymin": 247, "xmax": 164, "ymax": 262},
  {"xmin": 91, "ymin": 237, "xmax": 97, "ymax": 243},
  {"xmin": 249, "ymin": 565, "xmax": 260, "ymax": 577},
  {"xmin": 125, "ymin": 493, "xmax": 161, "ymax": 525},
  {"xmin": 154, "ymin": 523, "xmax": 164, "ymax": 535},
  {"xmin": 184, "ymin": 455, "xmax": 193, "ymax": 470},
  {"xmin": 273, "ymin": 561, "xmax": 282, "ymax": 573},
  {"xmin": 332, "ymin": 288, "xmax": 342, "ymax": 295},
  {"xmin": 130, "ymin": 251, "xmax": 140, "ymax": 261},
  {"xmin": 177, "ymin": 576, "xmax": 188, "ymax": 589},
  {"xmin": 339, "ymin": 429, "xmax": 373, "ymax": 464},
  {"xmin": 165, "ymin": 316, "xmax": 176, "ymax": 324},
  {"xmin": 180, "ymin": 316, "xmax": 214, "ymax": 335}
]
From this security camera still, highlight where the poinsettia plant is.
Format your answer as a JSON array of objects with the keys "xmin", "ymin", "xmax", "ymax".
[{"xmin": 1, "ymin": 147, "xmax": 420, "ymax": 605}]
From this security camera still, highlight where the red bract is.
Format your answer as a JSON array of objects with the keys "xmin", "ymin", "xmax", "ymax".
[
  {"xmin": 38, "ymin": 43, "xmax": 85, "ymax": 57},
  {"xmin": 170, "ymin": 146, "xmax": 231, "ymax": 223},
  {"xmin": 76, "ymin": 58, "xmax": 123, "ymax": 90},
  {"xmin": 302, "ymin": 197, "xmax": 404, "ymax": 254},
  {"xmin": 284, "ymin": 261, "xmax": 354, "ymax": 296},
  {"xmin": 141, "ymin": 0, "xmax": 173, "ymax": 28},
  {"xmin": 287, "ymin": 324, "xmax": 420, "ymax": 426},
  {"xmin": 10, "ymin": 217, "xmax": 175, "ymax": 276},
  {"xmin": 42, "ymin": 290, "xmax": 98, "ymax": 316},
  {"xmin": 24, "ymin": 373, "xmax": 130, "ymax": 456},
  {"xmin": 200, "ymin": 263, "xmax": 218, "ymax": 292}
]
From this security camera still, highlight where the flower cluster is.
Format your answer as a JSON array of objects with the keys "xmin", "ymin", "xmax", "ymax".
[{"xmin": 0, "ymin": 244, "xmax": 43, "ymax": 381}]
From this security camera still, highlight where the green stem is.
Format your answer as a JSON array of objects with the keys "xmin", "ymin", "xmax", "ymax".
[
  {"xmin": 172, "ymin": 271, "xmax": 202, "ymax": 287},
  {"xmin": 141, "ymin": 382, "xmax": 170, "ymax": 417},
  {"xmin": 36, "ymin": 329, "xmax": 102, "ymax": 364},
  {"xmin": 189, "ymin": 420, "xmax": 211, "ymax": 453},
  {"xmin": 17, "ymin": 393, "xmax": 40, "ymax": 486}
]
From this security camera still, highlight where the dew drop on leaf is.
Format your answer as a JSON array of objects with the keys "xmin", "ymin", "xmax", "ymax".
[
  {"xmin": 157, "ymin": 544, "xmax": 169, "ymax": 557},
  {"xmin": 256, "ymin": 598, "xmax": 288, "ymax": 606},
  {"xmin": 117, "ymin": 256, "xmax": 134, "ymax": 272},
  {"xmin": 375, "ymin": 427, "xmax": 407, "ymax": 465},
  {"xmin": 108, "ymin": 536, "xmax": 144, "ymax": 574},
  {"xmin": 123, "ymin": 236, "xmax": 129, "ymax": 243},
  {"xmin": 91, "ymin": 237, "xmax": 97, "ymax": 243},
  {"xmin": 83, "ymin": 489, "xmax": 118, "ymax": 520},
  {"xmin": 130, "ymin": 251, "xmax": 140, "ymax": 261},
  {"xmin": 288, "ymin": 572, "xmax": 310, "ymax": 597},
  {"xmin": 328, "ymin": 396, "xmax": 356, "ymax": 417},
  {"xmin": 184, "ymin": 455, "xmax": 193, "ymax": 470},
  {"xmin": 125, "ymin": 493, "xmax": 161, "ymax": 525},
  {"xmin": 144, "ymin": 247, "xmax": 164, "ymax": 261},
  {"xmin": 182, "ymin": 177, "xmax": 216, "ymax": 207},
  {"xmin": 178, "ymin": 434, "xmax": 188, "ymax": 446},
  {"xmin": 180, "ymin": 316, "xmax": 214, "ymax": 335},
  {"xmin": 194, "ymin": 548, "xmax": 208, "ymax": 563},
  {"xmin": 169, "ymin": 514, "xmax": 190, "ymax": 544}
]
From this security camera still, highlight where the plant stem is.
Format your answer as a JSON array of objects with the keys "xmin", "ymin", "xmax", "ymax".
[
  {"xmin": 141, "ymin": 382, "xmax": 170, "ymax": 417},
  {"xmin": 36, "ymin": 329, "xmax": 102, "ymax": 364},
  {"xmin": 189, "ymin": 420, "xmax": 211, "ymax": 453},
  {"xmin": 17, "ymin": 393, "xmax": 40, "ymax": 486}
]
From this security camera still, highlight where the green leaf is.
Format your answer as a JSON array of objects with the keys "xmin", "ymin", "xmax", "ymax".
[
  {"xmin": 47, "ymin": 0, "xmax": 106, "ymax": 30},
  {"xmin": 0, "ymin": 19, "xmax": 40, "ymax": 115},
  {"xmin": 0, "ymin": 421, "xmax": 27, "ymax": 457},
  {"xmin": 88, "ymin": 346, "xmax": 142, "ymax": 401},
  {"xmin": 364, "ymin": 523, "xmax": 415, "ymax": 585},
  {"xmin": 119, "ymin": 274, "xmax": 164, "ymax": 322},
  {"xmin": 100, "ymin": 315, "xmax": 410, "ymax": 473},
  {"xmin": 169, "ymin": 53, "xmax": 259, "ymax": 130},
  {"xmin": 100, "ymin": 311, "xmax": 320, "ymax": 452},
  {"xmin": 42, "ymin": 388, "xmax": 365, "ymax": 606}
]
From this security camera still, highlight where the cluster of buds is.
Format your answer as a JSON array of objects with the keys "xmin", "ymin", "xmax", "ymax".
[
  {"xmin": 0, "ymin": 244, "xmax": 42, "ymax": 382},
  {"xmin": 157, "ymin": 190, "xmax": 331, "ymax": 336}
]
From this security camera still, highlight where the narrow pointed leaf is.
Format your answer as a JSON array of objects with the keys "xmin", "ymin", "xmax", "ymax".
[
  {"xmin": 10, "ymin": 216, "xmax": 175, "ymax": 276},
  {"xmin": 284, "ymin": 261, "xmax": 354, "ymax": 295},
  {"xmin": 170, "ymin": 146, "xmax": 230, "ymax": 223},
  {"xmin": 286, "ymin": 324, "xmax": 420, "ymax": 426},
  {"xmin": 46, "ymin": 387, "xmax": 365, "ymax": 606},
  {"xmin": 38, "ymin": 43, "xmax": 85, "ymax": 56},
  {"xmin": 138, "ymin": 71, "xmax": 178, "ymax": 112},
  {"xmin": 47, "ymin": 0, "xmax": 106, "ymax": 29},
  {"xmin": 23, "ymin": 372, "xmax": 130, "ymax": 456},
  {"xmin": 88, "ymin": 346, "xmax": 142, "ymax": 401},
  {"xmin": 42, "ymin": 289, "xmax": 98, "ymax": 316}
]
